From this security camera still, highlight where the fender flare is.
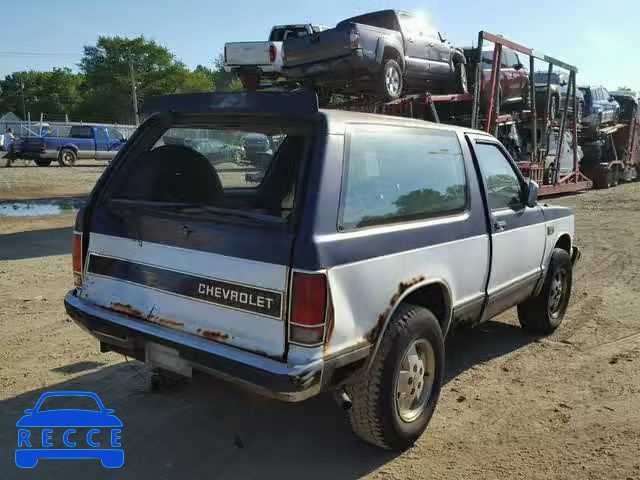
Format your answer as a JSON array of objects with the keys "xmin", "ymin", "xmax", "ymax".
[
  {"xmin": 364, "ymin": 278, "xmax": 453, "ymax": 374},
  {"xmin": 59, "ymin": 144, "xmax": 79, "ymax": 154}
]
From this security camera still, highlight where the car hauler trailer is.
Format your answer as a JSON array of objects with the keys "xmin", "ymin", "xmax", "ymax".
[{"xmin": 317, "ymin": 31, "xmax": 593, "ymax": 197}]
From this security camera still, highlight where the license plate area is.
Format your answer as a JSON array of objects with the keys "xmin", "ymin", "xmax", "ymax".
[{"xmin": 145, "ymin": 342, "xmax": 192, "ymax": 377}]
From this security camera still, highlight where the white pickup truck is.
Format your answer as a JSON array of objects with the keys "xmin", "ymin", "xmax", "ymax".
[{"xmin": 224, "ymin": 24, "xmax": 327, "ymax": 83}]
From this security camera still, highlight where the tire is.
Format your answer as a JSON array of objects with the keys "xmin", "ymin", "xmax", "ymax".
[
  {"xmin": 34, "ymin": 158, "xmax": 52, "ymax": 167},
  {"xmin": 380, "ymin": 59, "xmax": 403, "ymax": 101},
  {"xmin": 576, "ymin": 101, "xmax": 584, "ymax": 122},
  {"xmin": 346, "ymin": 303, "xmax": 444, "ymax": 450},
  {"xmin": 549, "ymin": 94, "xmax": 559, "ymax": 121},
  {"xmin": 518, "ymin": 248, "xmax": 572, "ymax": 334},
  {"xmin": 611, "ymin": 166, "xmax": 619, "ymax": 187},
  {"xmin": 454, "ymin": 62, "xmax": 467, "ymax": 94},
  {"xmin": 58, "ymin": 148, "xmax": 77, "ymax": 167}
]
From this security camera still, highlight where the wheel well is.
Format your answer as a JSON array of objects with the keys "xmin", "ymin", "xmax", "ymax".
[
  {"xmin": 402, "ymin": 283, "xmax": 451, "ymax": 334},
  {"xmin": 555, "ymin": 234, "xmax": 571, "ymax": 254},
  {"xmin": 382, "ymin": 47, "xmax": 403, "ymax": 70}
]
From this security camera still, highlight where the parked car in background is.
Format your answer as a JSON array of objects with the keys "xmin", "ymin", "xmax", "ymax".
[
  {"xmin": 282, "ymin": 10, "xmax": 467, "ymax": 101},
  {"xmin": 13, "ymin": 125, "xmax": 126, "ymax": 167},
  {"xmin": 224, "ymin": 24, "xmax": 328, "ymax": 87},
  {"xmin": 241, "ymin": 133, "xmax": 273, "ymax": 168},
  {"xmin": 610, "ymin": 90, "xmax": 639, "ymax": 123},
  {"xmin": 533, "ymin": 71, "xmax": 584, "ymax": 121},
  {"xmin": 187, "ymin": 138, "xmax": 245, "ymax": 165},
  {"xmin": 463, "ymin": 46, "xmax": 529, "ymax": 109},
  {"xmin": 579, "ymin": 86, "xmax": 620, "ymax": 128}
]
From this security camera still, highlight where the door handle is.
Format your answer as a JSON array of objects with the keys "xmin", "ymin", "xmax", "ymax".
[{"xmin": 493, "ymin": 220, "xmax": 507, "ymax": 231}]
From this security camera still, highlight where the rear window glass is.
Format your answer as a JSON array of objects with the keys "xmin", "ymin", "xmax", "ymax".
[
  {"xmin": 269, "ymin": 27, "xmax": 311, "ymax": 41},
  {"xmin": 340, "ymin": 126, "xmax": 467, "ymax": 230},
  {"xmin": 109, "ymin": 124, "xmax": 309, "ymax": 221}
]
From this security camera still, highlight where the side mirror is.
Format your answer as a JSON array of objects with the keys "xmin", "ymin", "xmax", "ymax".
[
  {"xmin": 527, "ymin": 180, "xmax": 539, "ymax": 207},
  {"xmin": 609, "ymin": 97, "xmax": 615, "ymax": 102},
  {"xmin": 514, "ymin": 63, "xmax": 524, "ymax": 70},
  {"xmin": 438, "ymin": 32, "xmax": 446, "ymax": 42}
]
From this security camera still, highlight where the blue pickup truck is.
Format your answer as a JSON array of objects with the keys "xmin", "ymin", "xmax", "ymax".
[{"xmin": 15, "ymin": 125, "xmax": 126, "ymax": 167}]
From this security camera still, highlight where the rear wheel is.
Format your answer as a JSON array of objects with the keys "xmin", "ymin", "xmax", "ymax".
[
  {"xmin": 518, "ymin": 248, "xmax": 572, "ymax": 334},
  {"xmin": 380, "ymin": 59, "xmax": 403, "ymax": 101},
  {"xmin": 346, "ymin": 303, "xmax": 444, "ymax": 450},
  {"xmin": 58, "ymin": 148, "xmax": 76, "ymax": 167},
  {"xmin": 454, "ymin": 62, "xmax": 467, "ymax": 94}
]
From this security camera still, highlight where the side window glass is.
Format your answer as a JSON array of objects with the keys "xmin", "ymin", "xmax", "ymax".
[
  {"xmin": 341, "ymin": 127, "xmax": 467, "ymax": 229},
  {"xmin": 473, "ymin": 142, "xmax": 523, "ymax": 210},
  {"xmin": 96, "ymin": 128, "xmax": 108, "ymax": 141}
]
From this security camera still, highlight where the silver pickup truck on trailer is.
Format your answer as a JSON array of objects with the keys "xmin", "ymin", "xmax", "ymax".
[{"xmin": 65, "ymin": 91, "xmax": 580, "ymax": 450}]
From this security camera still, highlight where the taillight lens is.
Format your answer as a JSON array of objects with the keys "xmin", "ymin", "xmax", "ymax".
[
  {"xmin": 289, "ymin": 272, "xmax": 327, "ymax": 346},
  {"xmin": 39, "ymin": 142, "xmax": 45, "ymax": 153},
  {"xmin": 269, "ymin": 44, "xmax": 277, "ymax": 63},
  {"xmin": 72, "ymin": 232, "xmax": 83, "ymax": 287},
  {"xmin": 349, "ymin": 28, "xmax": 361, "ymax": 49}
]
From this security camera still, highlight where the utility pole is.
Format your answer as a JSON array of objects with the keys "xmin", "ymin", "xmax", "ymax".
[
  {"xmin": 128, "ymin": 56, "xmax": 139, "ymax": 125},
  {"xmin": 20, "ymin": 79, "xmax": 26, "ymax": 120}
]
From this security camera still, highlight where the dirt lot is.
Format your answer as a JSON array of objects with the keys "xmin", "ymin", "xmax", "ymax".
[{"xmin": 1, "ymin": 165, "xmax": 639, "ymax": 479}]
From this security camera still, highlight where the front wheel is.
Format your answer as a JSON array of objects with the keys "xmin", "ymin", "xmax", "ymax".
[
  {"xmin": 379, "ymin": 59, "xmax": 403, "ymax": 102},
  {"xmin": 346, "ymin": 303, "xmax": 444, "ymax": 450},
  {"xmin": 58, "ymin": 148, "xmax": 77, "ymax": 167},
  {"xmin": 518, "ymin": 248, "xmax": 573, "ymax": 334}
]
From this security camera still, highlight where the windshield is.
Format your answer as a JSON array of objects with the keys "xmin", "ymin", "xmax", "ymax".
[
  {"xmin": 110, "ymin": 123, "xmax": 310, "ymax": 220},
  {"xmin": 38, "ymin": 395, "xmax": 101, "ymax": 412}
]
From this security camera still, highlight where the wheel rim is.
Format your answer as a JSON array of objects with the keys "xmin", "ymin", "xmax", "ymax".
[
  {"xmin": 548, "ymin": 270, "xmax": 567, "ymax": 318},
  {"xmin": 385, "ymin": 66, "xmax": 400, "ymax": 96},
  {"xmin": 63, "ymin": 151, "xmax": 74, "ymax": 165},
  {"xmin": 394, "ymin": 338, "xmax": 435, "ymax": 422}
]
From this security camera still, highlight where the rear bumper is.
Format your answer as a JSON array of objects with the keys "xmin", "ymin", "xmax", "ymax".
[
  {"xmin": 15, "ymin": 149, "xmax": 57, "ymax": 160},
  {"xmin": 64, "ymin": 290, "xmax": 368, "ymax": 401}
]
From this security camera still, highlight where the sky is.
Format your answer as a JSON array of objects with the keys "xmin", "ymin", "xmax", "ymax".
[{"xmin": 1, "ymin": 0, "xmax": 638, "ymax": 91}]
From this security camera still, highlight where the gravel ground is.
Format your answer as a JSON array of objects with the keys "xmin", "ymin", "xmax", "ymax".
[{"xmin": 0, "ymin": 167, "xmax": 639, "ymax": 479}]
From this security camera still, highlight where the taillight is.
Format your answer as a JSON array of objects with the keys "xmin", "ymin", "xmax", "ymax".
[
  {"xmin": 39, "ymin": 142, "xmax": 45, "ymax": 153},
  {"xmin": 289, "ymin": 272, "xmax": 327, "ymax": 346},
  {"xmin": 349, "ymin": 28, "xmax": 361, "ymax": 49},
  {"xmin": 72, "ymin": 232, "xmax": 83, "ymax": 287},
  {"xmin": 224, "ymin": 45, "xmax": 227, "ymax": 63},
  {"xmin": 269, "ymin": 44, "xmax": 277, "ymax": 63}
]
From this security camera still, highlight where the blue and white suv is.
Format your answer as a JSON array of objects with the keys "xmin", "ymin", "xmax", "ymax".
[{"xmin": 65, "ymin": 91, "xmax": 580, "ymax": 450}]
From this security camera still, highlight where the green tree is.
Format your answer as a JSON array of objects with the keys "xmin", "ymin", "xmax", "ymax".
[
  {"xmin": 211, "ymin": 55, "xmax": 243, "ymax": 92},
  {"xmin": 78, "ymin": 36, "xmax": 214, "ymax": 123},
  {"xmin": 0, "ymin": 68, "xmax": 83, "ymax": 119}
]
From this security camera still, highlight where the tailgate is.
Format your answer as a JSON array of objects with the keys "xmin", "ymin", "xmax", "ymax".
[
  {"xmin": 283, "ymin": 27, "xmax": 351, "ymax": 67},
  {"xmin": 225, "ymin": 42, "xmax": 273, "ymax": 66},
  {"xmin": 77, "ymin": 112, "xmax": 315, "ymax": 360}
]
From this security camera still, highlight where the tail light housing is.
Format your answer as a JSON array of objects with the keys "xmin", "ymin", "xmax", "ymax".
[
  {"xmin": 72, "ymin": 232, "xmax": 83, "ymax": 287},
  {"xmin": 349, "ymin": 28, "xmax": 361, "ymax": 50},
  {"xmin": 289, "ymin": 272, "xmax": 328, "ymax": 346},
  {"xmin": 39, "ymin": 142, "xmax": 45, "ymax": 153},
  {"xmin": 269, "ymin": 44, "xmax": 277, "ymax": 63}
]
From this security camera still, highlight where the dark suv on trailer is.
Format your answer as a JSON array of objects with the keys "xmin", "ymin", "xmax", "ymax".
[{"xmin": 283, "ymin": 10, "xmax": 467, "ymax": 101}]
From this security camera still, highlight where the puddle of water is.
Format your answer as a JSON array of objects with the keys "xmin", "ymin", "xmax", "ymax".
[{"xmin": 0, "ymin": 198, "xmax": 84, "ymax": 217}]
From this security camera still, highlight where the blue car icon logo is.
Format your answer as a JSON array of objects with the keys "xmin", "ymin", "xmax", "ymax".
[{"xmin": 15, "ymin": 391, "xmax": 123, "ymax": 468}]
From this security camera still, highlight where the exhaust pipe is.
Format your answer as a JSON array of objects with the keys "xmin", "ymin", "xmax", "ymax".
[{"xmin": 334, "ymin": 388, "xmax": 352, "ymax": 411}]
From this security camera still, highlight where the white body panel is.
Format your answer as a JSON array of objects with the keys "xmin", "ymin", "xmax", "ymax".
[
  {"xmin": 541, "ymin": 210, "xmax": 575, "ymax": 270},
  {"xmin": 224, "ymin": 41, "xmax": 283, "ymax": 73},
  {"xmin": 319, "ymin": 230, "xmax": 490, "ymax": 360},
  {"xmin": 487, "ymin": 221, "xmax": 546, "ymax": 294},
  {"xmin": 81, "ymin": 233, "xmax": 288, "ymax": 357}
]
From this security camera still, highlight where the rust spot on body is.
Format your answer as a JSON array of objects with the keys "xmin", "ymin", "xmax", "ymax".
[
  {"xmin": 109, "ymin": 303, "xmax": 184, "ymax": 330},
  {"xmin": 365, "ymin": 275, "xmax": 426, "ymax": 343},
  {"xmin": 110, "ymin": 302, "xmax": 145, "ymax": 319},
  {"xmin": 197, "ymin": 328, "xmax": 230, "ymax": 341},
  {"xmin": 148, "ymin": 316, "xmax": 184, "ymax": 330}
]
